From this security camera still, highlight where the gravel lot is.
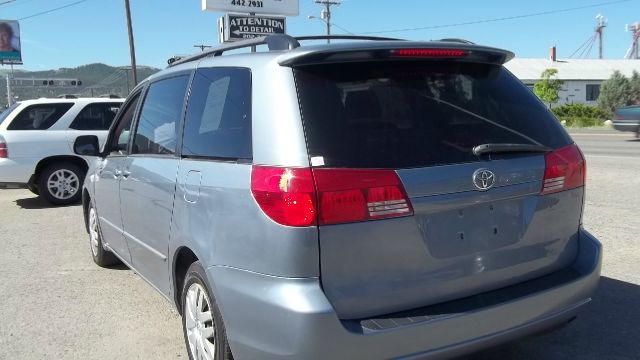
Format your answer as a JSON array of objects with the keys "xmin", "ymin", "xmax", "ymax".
[{"xmin": 0, "ymin": 129, "xmax": 638, "ymax": 360}]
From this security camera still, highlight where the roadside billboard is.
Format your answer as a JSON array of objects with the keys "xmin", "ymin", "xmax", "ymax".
[
  {"xmin": 0, "ymin": 20, "xmax": 22, "ymax": 64},
  {"xmin": 202, "ymin": 0, "xmax": 299, "ymax": 16},
  {"xmin": 221, "ymin": 13, "xmax": 286, "ymax": 42}
]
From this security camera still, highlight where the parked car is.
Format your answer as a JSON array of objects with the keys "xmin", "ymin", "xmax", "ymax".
[
  {"xmin": 76, "ymin": 35, "xmax": 601, "ymax": 360},
  {"xmin": 612, "ymin": 104, "xmax": 640, "ymax": 137},
  {"xmin": 0, "ymin": 97, "xmax": 124, "ymax": 204}
]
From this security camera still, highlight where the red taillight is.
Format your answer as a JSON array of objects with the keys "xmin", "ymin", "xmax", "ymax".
[
  {"xmin": 313, "ymin": 169, "xmax": 413, "ymax": 225},
  {"xmin": 0, "ymin": 142, "xmax": 7, "ymax": 158},
  {"xmin": 391, "ymin": 49, "xmax": 469, "ymax": 57},
  {"xmin": 541, "ymin": 144, "xmax": 585, "ymax": 195},
  {"xmin": 251, "ymin": 166, "xmax": 414, "ymax": 227},
  {"xmin": 251, "ymin": 166, "xmax": 317, "ymax": 227}
]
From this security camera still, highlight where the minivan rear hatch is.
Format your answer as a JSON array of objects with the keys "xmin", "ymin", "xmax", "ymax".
[{"xmin": 293, "ymin": 56, "xmax": 584, "ymax": 319}]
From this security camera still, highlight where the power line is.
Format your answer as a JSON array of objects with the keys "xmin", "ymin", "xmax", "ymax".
[
  {"xmin": 18, "ymin": 0, "xmax": 90, "ymax": 21},
  {"xmin": 358, "ymin": 0, "xmax": 635, "ymax": 35},
  {"xmin": 0, "ymin": 0, "xmax": 38, "ymax": 9}
]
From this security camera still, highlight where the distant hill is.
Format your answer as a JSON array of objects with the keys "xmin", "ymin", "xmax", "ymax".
[{"xmin": 0, "ymin": 63, "xmax": 160, "ymax": 106}]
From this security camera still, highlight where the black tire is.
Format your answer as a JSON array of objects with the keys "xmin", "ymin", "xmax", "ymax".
[
  {"xmin": 182, "ymin": 261, "xmax": 233, "ymax": 360},
  {"xmin": 87, "ymin": 202, "xmax": 119, "ymax": 267},
  {"xmin": 38, "ymin": 162, "xmax": 85, "ymax": 205},
  {"xmin": 26, "ymin": 181, "xmax": 39, "ymax": 195}
]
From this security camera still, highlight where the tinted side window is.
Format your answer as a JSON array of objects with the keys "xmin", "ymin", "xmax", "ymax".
[
  {"xmin": 182, "ymin": 68, "xmax": 252, "ymax": 159},
  {"xmin": 108, "ymin": 93, "xmax": 140, "ymax": 155},
  {"xmin": 133, "ymin": 75, "xmax": 190, "ymax": 155},
  {"xmin": 7, "ymin": 103, "xmax": 73, "ymax": 130},
  {"xmin": 69, "ymin": 102, "xmax": 121, "ymax": 130}
]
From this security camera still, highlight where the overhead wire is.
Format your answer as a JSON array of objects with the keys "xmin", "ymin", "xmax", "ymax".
[
  {"xmin": 584, "ymin": 37, "xmax": 597, "ymax": 58},
  {"xmin": 357, "ymin": 0, "xmax": 635, "ymax": 34},
  {"xmin": 18, "ymin": 0, "xmax": 90, "ymax": 21},
  {"xmin": 570, "ymin": 34, "xmax": 596, "ymax": 58}
]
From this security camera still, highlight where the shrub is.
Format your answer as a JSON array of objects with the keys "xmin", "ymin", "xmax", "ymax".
[
  {"xmin": 552, "ymin": 103, "xmax": 608, "ymax": 120},
  {"xmin": 558, "ymin": 116, "xmax": 604, "ymax": 128}
]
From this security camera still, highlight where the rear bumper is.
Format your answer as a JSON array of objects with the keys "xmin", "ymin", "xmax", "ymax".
[
  {"xmin": 0, "ymin": 157, "xmax": 36, "ymax": 184},
  {"xmin": 208, "ymin": 229, "xmax": 601, "ymax": 360},
  {"xmin": 612, "ymin": 120, "xmax": 640, "ymax": 133}
]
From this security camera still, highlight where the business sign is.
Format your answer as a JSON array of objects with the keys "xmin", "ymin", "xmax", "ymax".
[
  {"xmin": 202, "ymin": 0, "xmax": 299, "ymax": 16},
  {"xmin": 221, "ymin": 14, "xmax": 285, "ymax": 42},
  {"xmin": 0, "ymin": 20, "xmax": 22, "ymax": 64}
]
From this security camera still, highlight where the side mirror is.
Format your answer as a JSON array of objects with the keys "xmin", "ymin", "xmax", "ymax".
[{"xmin": 74, "ymin": 135, "xmax": 101, "ymax": 157}]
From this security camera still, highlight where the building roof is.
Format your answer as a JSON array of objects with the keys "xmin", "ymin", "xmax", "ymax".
[{"xmin": 504, "ymin": 58, "xmax": 640, "ymax": 81}]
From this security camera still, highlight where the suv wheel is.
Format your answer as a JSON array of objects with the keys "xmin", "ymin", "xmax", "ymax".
[
  {"xmin": 88, "ymin": 203, "xmax": 119, "ymax": 267},
  {"xmin": 182, "ymin": 262, "xmax": 233, "ymax": 360},
  {"xmin": 38, "ymin": 162, "xmax": 84, "ymax": 205}
]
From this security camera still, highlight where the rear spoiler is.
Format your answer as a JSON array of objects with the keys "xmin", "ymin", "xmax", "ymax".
[{"xmin": 277, "ymin": 41, "xmax": 514, "ymax": 67}]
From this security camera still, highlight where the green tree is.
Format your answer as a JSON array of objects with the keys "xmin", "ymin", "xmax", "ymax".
[
  {"xmin": 630, "ymin": 71, "xmax": 640, "ymax": 104},
  {"xmin": 533, "ymin": 68, "xmax": 564, "ymax": 107},
  {"xmin": 598, "ymin": 70, "xmax": 634, "ymax": 114}
]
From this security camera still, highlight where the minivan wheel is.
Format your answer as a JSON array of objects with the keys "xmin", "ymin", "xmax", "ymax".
[
  {"xmin": 182, "ymin": 262, "xmax": 233, "ymax": 360},
  {"xmin": 88, "ymin": 203, "xmax": 118, "ymax": 267},
  {"xmin": 38, "ymin": 162, "xmax": 84, "ymax": 205}
]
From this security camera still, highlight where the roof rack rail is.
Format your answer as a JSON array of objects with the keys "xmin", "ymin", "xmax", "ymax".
[
  {"xmin": 296, "ymin": 35, "xmax": 404, "ymax": 42},
  {"xmin": 168, "ymin": 34, "xmax": 300, "ymax": 67},
  {"xmin": 437, "ymin": 38, "xmax": 476, "ymax": 45}
]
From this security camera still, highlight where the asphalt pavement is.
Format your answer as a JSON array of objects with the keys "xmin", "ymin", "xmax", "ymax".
[{"xmin": 0, "ymin": 128, "xmax": 638, "ymax": 360}]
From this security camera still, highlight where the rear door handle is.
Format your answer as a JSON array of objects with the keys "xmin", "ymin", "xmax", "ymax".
[
  {"xmin": 114, "ymin": 169, "xmax": 123, "ymax": 179},
  {"xmin": 121, "ymin": 170, "xmax": 131, "ymax": 179}
]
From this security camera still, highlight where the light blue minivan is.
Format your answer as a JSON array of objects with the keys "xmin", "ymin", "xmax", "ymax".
[{"xmin": 74, "ymin": 35, "xmax": 601, "ymax": 360}]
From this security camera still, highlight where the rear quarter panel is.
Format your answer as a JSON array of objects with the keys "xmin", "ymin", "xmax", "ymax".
[{"xmin": 0, "ymin": 130, "xmax": 72, "ymax": 182}]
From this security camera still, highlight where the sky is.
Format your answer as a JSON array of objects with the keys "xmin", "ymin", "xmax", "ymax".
[{"xmin": 0, "ymin": 0, "xmax": 639, "ymax": 71}]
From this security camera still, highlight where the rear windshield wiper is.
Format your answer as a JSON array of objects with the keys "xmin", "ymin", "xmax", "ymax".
[{"xmin": 472, "ymin": 143, "xmax": 552, "ymax": 156}]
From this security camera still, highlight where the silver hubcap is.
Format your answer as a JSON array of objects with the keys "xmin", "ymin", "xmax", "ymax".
[
  {"xmin": 185, "ymin": 283, "xmax": 216, "ymax": 360},
  {"xmin": 47, "ymin": 169, "xmax": 79, "ymax": 200},
  {"xmin": 89, "ymin": 207, "xmax": 99, "ymax": 257}
]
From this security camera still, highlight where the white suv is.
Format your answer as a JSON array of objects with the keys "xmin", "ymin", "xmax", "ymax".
[{"xmin": 0, "ymin": 97, "xmax": 124, "ymax": 204}]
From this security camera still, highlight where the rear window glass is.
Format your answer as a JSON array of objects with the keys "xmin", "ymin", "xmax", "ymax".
[
  {"xmin": 7, "ymin": 103, "xmax": 74, "ymax": 130},
  {"xmin": 294, "ymin": 61, "xmax": 571, "ymax": 169}
]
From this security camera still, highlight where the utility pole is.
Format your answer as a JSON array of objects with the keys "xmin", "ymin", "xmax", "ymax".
[
  {"xmin": 314, "ymin": 0, "xmax": 340, "ymax": 43},
  {"xmin": 625, "ymin": 22, "xmax": 640, "ymax": 59},
  {"xmin": 194, "ymin": 44, "xmax": 212, "ymax": 52},
  {"xmin": 6, "ymin": 73, "xmax": 11, "ymax": 107},
  {"xmin": 595, "ymin": 14, "xmax": 607, "ymax": 59},
  {"xmin": 124, "ymin": 0, "xmax": 138, "ymax": 86}
]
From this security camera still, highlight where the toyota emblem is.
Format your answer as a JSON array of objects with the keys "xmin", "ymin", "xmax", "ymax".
[{"xmin": 472, "ymin": 169, "xmax": 496, "ymax": 191}]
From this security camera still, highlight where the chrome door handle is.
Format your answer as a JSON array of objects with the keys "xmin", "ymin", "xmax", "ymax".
[
  {"xmin": 121, "ymin": 170, "xmax": 131, "ymax": 179},
  {"xmin": 114, "ymin": 169, "xmax": 123, "ymax": 179}
]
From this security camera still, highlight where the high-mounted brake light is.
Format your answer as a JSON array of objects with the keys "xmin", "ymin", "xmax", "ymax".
[
  {"xmin": 251, "ymin": 166, "xmax": 414, "ymax": 227},
  {"xmin": 541, "ymin": 144, "xmax": 585, "ymax": 195},
  {"xmin": 391, "ymin": 49, "xmax": 469, "ymax": 57},
  {"xmin": 0, "ymin": 141, "xmax": 7, "ymax": 158}
]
